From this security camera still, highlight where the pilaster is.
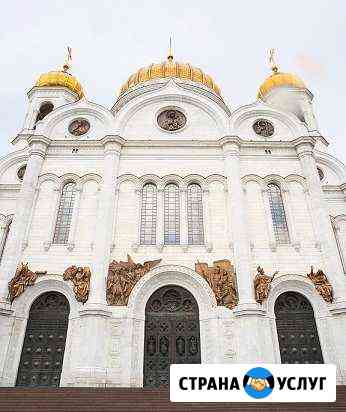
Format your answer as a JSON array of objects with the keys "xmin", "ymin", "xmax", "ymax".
[
  {"xmin": 293, "ymin": 136, "xmax": 346, "ymax": 301},
  {"xmin": 219, "ymin": 136, "xmax": 256, "ymax": 306}
]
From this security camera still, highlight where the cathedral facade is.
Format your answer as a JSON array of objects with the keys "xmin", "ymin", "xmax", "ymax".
[{"xmin": 0, "ymin": 51, "xmax": 346, "ymax": 388}]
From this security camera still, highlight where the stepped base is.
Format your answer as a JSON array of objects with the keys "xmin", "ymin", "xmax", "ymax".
[{"xmin": 0, "ymin": 387, "xmax": 345, "ymax": 411}]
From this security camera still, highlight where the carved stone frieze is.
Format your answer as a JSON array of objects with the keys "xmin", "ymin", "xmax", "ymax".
[
  {"xmin": 307, "ymin": 266, "xmax": 333, "ymax": 303},
  {"xmin": 254, "ymin": 266, "xmax": 278, "ymax": 304},
  {"xmin": 195, "ymin": 259, "xmax": 238, "ymax": 309},
  {"xmin": 106, "ymin": 255, "xmax": 161, "ymax": 306},
  {"xmin": 8, "ymin": 263, "xmax": 38, "ymax": 303},
  {"xmin": 63, "ymin": 266, "xmax": 91, "ymax": 304}
]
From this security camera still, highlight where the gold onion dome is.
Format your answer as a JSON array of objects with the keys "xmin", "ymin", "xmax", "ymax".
[
  {"xmin": 35, "ymin": 48, "xmax": 84, "ymax": 98},
  {"xmin": 119, "ymin": 51, "xmax": 221, "ymax": 96},
  {"xmin": 258, "ymin": 49, "xmax": 306, "ymax": 99},
  {"xmin": 35, "ymin": 71, "xmax": 84, "ymax": 98}
]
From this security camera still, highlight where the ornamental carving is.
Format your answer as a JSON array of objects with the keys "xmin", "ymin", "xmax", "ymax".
[
  {"xmin": 195, "ymin": 259, "xmax": 238, "ymax": 309},
  {"xmin": 8, "ymin": 263, "xmax": 39, "ymax": 303},
  {"xmin": 63, "ymin": 266, "xmax": 91, "ymax": 304},
  {"xmin": 157, "ymin": 109, "xmax": 186, "ymax": 131},
  {"xmin": 307, "ymin": 266, "xmax": 333, "ymax": 303},
  {"xmin": 254, "ymin": 266, "xmax": 278, "ymax": 304},
  {"xmin": 107, "ymin": 255, "xmax": 162, "ymax": 306},
  {"xmin": 253, "ymin": 119, "xmax": 274, "ymax": 137}
]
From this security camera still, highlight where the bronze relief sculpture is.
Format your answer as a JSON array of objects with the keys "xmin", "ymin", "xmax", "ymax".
[
  {"xmin": 63, "ymin": 266, "xmax": 91, "ymax": 304},
  {"xmin": 307, "ymin": 266, "xmax": 333, "ymax": 303},
  {"xmin": 8, "ymin": 263, "xmax": 38, "ymax": 303},
  {"xmin": 195, "ymin": 259, "xmax": 238, "ymax": 309},
  {"xmin": 107, "ymin": 255, "xmax": 161, "ymax": 306},
  {"xmin": 254, "ymin": 266, "xmax": 278, "ymax": 304}
]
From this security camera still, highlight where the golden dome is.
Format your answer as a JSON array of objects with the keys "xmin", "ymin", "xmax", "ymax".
[
  {"xmin": 258, "ymin": 71, "xmax": 306, "ymax": 99},
  {"xmin": 35, "ymin": 70, "xmax": 84, "ymax": 98},
  {"xmin": 119, "ymin": 58, "xmax": 221, "ymax": 96}
]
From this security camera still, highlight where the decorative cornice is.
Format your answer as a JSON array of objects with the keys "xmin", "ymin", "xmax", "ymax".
[
  {"xmin": 27, "ymin": 135, "xmax": 52, "ymax": 147},
  {"xmin": 291, "ymin": 136, "xmax": 317, "ymax": 149}
]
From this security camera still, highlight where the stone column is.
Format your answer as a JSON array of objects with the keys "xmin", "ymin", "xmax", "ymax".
[
  {"xmin": 0, "ymin": 135, "xmax": 50, "ymax": 385},
  {"xmin": 0, "ymin": 135, "xmax": 50, "ymax": 304},
  {"xmin": 74, "ymin": 136, "xmax": 125, "ymax": 387},
  {"xmin": 88, "ymin": 136, "xmax": 125, "ymax": 306},
  {"xmin": 294, "ymin": 137, "xmax": 346, "ymax": 301},
  {"xmin": 202, "ymin": 188, "xmax": 212, "ymax": 252},
  {"xmin": 219, "ymin": 137, "xmax": 255, "ymax": 307}
]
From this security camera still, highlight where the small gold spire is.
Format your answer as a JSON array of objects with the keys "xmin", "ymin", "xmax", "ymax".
[
  {"xmin": 167, "ymin": 37, "xmax": 173, "ymax": 62},
  {"xmin": 269, "ymin": 48, "xmax": 279, "ymax": 73},
  {"xmin": 62, "ymin": 46, "xmax": 72, "ymax": 73}
]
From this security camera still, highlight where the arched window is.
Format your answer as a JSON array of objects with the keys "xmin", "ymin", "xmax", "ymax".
[
  {"xmin": 0, "ymin": 219, "xmax": 12, "ymax": 261},
  {"xmin": 187, "ymin": 184, "xmax": 204, "ymax": 245},
  {"xmin": 53, "ymin": 182, "xmax": 76, "ymax": 244},
  {"xmin": 331, "ymin": 216, "xmax": 346, "ymax": 274},
  {"xmin": 34, "ymin": 102, "xmax": 54, "ymax": 127},
  {"xmin": 140, "ymin": 183, "xmax": 157, "ymax": 245},
  {"xmin": 267, "ymin": 183, "xmax": 289, "ymax": 244},
  {"xmin": 164, "ymin": 183, "xmax": 180, "ymax": 245}
]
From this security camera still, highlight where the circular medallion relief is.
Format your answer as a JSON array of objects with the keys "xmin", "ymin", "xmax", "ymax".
[
  {"xmin": 157, "ymin": 109, "xmax": 186, "ymax": 132},
  {"xmin": 68, "ymin": 119, "xmax": 90, "ymax": 136},
  {"xmin": 17, "ymin": 165, "xmax": 27, "ymax": 181},
  {"xmin": 253, "ymin": 119, "xmax": 274, "ymax": 137}
]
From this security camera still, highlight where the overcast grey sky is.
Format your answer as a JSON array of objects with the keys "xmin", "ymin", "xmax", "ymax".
[{"xmin": 0, "ymin": 1, "xmax": 345, "ymax": 163}]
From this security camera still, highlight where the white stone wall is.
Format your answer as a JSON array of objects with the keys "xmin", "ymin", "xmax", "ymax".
[{"xmin": 0, "ymin": 78, "xmax": 345, "ymax": 387}]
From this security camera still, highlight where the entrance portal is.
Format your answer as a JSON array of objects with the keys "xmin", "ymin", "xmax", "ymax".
[
  {"xmin": 143, "ymin": 285, "xmax": 201, "ymax": 387},
  {"xmin": 16, "ymin": 291, "xmax": 70, "ymax": 387},
  {"xmin": 275, "ymin": 291, "xmax": 324, "ymax": 364}
]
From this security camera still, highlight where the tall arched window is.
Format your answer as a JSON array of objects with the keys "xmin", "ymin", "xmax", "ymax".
[
  {"xmin": 331, "ymin": 216, "xmax": 346, "ymax": 274},
  {"xmin": 140, "ymin": 183, "xmax": 157, "ymax": 245},
  {"xmin": 164, "ymin": 183, "xmax": 180, "ymax": 245},
  {"xmin": 53, "ymin": 182, "xmax": 76, "ymax": 244},
  {"xmin": 0, "ymin": 219, "xmax": 12, "ymax": 261},
  {"xmin": 187, "ymin": 184, "xmax": 204, "ymax": 245},
  {"xmin": 267, "ymin": 183, "xmax": 289, "ymax": 244},
  {"xmin": 34, "ymin": 102, "xmax": 54, "ymax": 128}
]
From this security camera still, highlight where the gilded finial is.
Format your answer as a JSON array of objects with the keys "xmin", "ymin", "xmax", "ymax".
[
  {"xmin": 269, "ymin": 48, "xmax": 279, "ymax": 73},
  {"xmin": 167, "ymin": 36, "xmax": 173, "ymax": 62},
  {"xmin": 62, "ymin": 46, "xmax": 72, "ymax": 73}
]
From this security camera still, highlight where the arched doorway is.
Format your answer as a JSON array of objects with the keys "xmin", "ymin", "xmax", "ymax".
[
  {"xmin": 16, "ymin": 291, "xmax": 70, "ymax": 387},
  {"xmin": 143, "ymin": 285, "xmax": 201, "ymax": 387},
  {"xmin": 274, "ymin": 291, "xmax": 324, "ymax": 364}
]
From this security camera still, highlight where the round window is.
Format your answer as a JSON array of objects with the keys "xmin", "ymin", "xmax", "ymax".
[
  {"xmin": 157, "ymin": 109, "xmax": 186, "ymax": 132},
  {"xmin": 253, "ymin": 119, "xmax": 274, "ymax": 137},
  {"xmin": 68, "ymin": 119, "xmax": 90, "ymax": 136}
]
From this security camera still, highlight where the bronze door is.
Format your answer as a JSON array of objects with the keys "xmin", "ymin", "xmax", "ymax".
[
  {"xmin": 275, "ymin": 291, "xmax": 324, "ymax": 364},
  {"xmin": 143, "ymin": 285, "xmax": 201, "ymax": 387},
  {"xmin": 16, "ymin": 292, "xmax": 70, "ymax": 387}
]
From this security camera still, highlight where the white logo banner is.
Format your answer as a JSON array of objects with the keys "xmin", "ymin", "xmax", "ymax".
[{"xmin": 170, "ymin": 364, "xmax": 336, "ymax": 402}]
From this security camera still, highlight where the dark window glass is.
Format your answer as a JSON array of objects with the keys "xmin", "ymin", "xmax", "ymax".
[
  {"xmin": 140, "ymin": 184, "xmax": 157, "ymax": 245},
  {"xmin": 187, "ymin": 184, "xmax": 204, "ymax": 245},
  {"xmin": 53, "ymin": 183, "xmax": 76, "ymax": 244},
  {"xmin": 35, "ymin": 102, "xmax": 54, "ymax": 126},
  {"xmin": 164, "ymin": 184, "xmax": 180, "ymax": 245},
  {"xmin": 267, "ymin": 183, "xmax": 289, "ymax": 244}
]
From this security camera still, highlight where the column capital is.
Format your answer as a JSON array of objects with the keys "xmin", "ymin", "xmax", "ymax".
[
  {"xmin": 101, "ymin": 135, "xmax": 126, "ymax": 153},
  {"xmin": 292, "ymin": 136, "xmax": 317, "ymax": 157},
  {"xmin": 27, "ymin": 134, "xmax": 52, "ymax": 146},
  {"xmin": 219, "ymin": 136, "xmax": 243, "ymax": 153},
  {"xmin": 27, "ymin": 135, "xmax": 51, "ymax": 157}
]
